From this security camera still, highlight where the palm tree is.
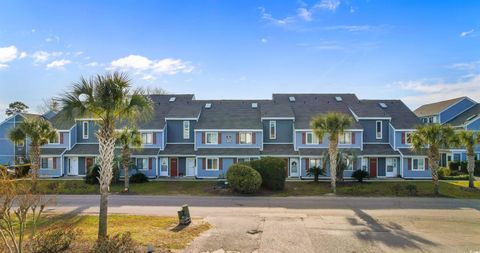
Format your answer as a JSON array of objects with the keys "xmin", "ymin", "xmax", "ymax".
[
  {"xmin": 8, "ymin": 117, "xmax": 57, "ymax": 191},
  {"xmin": 59, "ymin": 72, "xmax": 153, "ymax": 239},
  {"xmin": 118, "ymin": 127, "xmax": 142, "ymax": 192},
  {"xmin": 410, "ymin": 124, "xmax": 456, "ymax": 196},
  {"xmin": 310, "ymin": 112, "xmax": 353, "ymax": 193},
  {"xmin": 456, "ymin": 130, "xmax": 479, "ymax": 188}
]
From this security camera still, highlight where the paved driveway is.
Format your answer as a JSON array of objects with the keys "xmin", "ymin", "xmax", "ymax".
[{"xmin": 49, "ymin": 195, "xmax": 480, "ymax": 253}]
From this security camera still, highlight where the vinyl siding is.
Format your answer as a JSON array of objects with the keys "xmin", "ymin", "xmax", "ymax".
[
  {"xmin": 300, "ymin": 157, "xmax": 361, "ymax": 178},
  {"xmin": 166, "ymin": 120, "xmax": 195, "ymax": 143},
  {"xmin": 262, "ymin": 120, "xmax": 293, "ymax": 143},
  {"xmin": 440, "ymin": 98, "xmax": 475, "ymax": 124},
  {"xmin": 76, "ymin": 121, "xmax": 99, "ymax": 143},
  {"xmin": 295, "ymin": 131, "xmax": 362, "ymax": 149},
  {"xmin": 402, "ymin": 158, "xmax": 432, "ymax": 178},
  {"xmin": 359, "ymin": 120, "xmax": 389, "ymax": 143},
  {"xmin": 195, "ymin": 131, "xmax": 262, "ymax": 148},
  {"xmin": 196, "ymin": 157, "xmax": 234, "ymax": 178},
  {"xmin": 466, "ymin": 117, "xmax": 480, "ymax": 131}
]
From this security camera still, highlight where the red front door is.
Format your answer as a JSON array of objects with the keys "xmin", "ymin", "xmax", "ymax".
[
  {"xmin": 369, "ymin": 158, "xmax": 377, "ymax": 177},
  {"xmin": 170, "ymin": 158, "xmax": 178, "ymax": 177}
]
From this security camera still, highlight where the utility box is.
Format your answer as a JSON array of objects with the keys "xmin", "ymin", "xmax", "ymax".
[{"xmin": 177, "ymin": 204, "xmax": 191, "ymax": 225}]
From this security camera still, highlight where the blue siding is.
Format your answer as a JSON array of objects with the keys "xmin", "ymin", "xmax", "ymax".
[
  {"xmin": 402, "ymin": 158, "xmax": 432, "ymax": 178},
  {"xmin": 440, "ymin": 98, "xmax": 475, "ymax": 123},
  {"xmin": 0, "ymin": 116, "xmax": 18, "ymax": 164},
  {"xmin": 395, "ymin": 131, "xmax": 412, "ymax": 149},
  {"xmin": 359, "ymin": 120, "xmax": 389, "ymax": 143},
  {"xmin": 78, "ymin": 157, "xmax": 86, "ymax": 175},
  {"xmin": 196, "ymin": 157, "xmax": 234, "ymax": 178},
  {"xmin": 389, "ymin": 124, "xmax": 395, "ymax": 148},
  {"xmin": 263, "ymin": 120, "xmax": 293, "ymax": 143},
  {"xmin": 178, "ymin": 157, "xmax": 186, "ymax": 176},
  {"xmin": 39, "ymin": 157, "xmax": 62, "ymax": 177},
  {"xmin": 295, "ymin": 131, "xmax": 362, "ymax": 149},
  {"xmin": 76, "ymin": 121, "xmax": 99, "ymax": 143},
  {"xmin": 377, "ymin": 157, "xmax": 386, "ymax": 177},
  {"xmin": 300, "ymin": 157, "xmax": 361, "ymax": 178},
  {"xmin": 195, "ymin": 131, "xmax": 263, "ymax": 148},
  {"xmin": 466, "ymin": 117, "xmax": 480, "ymax": 131},
  {"xmin": 43, "ymin": 132, "xmax": 69, "ymax": 148},
  {"xmin": 70, "ymin": 125, "xmax": 77, "ymax": 148},
  {"xmin": 166, "ymin": 120, "xmax": 195, "ymax": 143}
]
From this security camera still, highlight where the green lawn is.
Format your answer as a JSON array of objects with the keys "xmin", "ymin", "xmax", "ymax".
[{"xmin": 35, "ymin": 179, "xmax": 480, "ymax": 199}]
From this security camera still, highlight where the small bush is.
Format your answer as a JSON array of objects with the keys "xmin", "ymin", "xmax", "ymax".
[
  {"xmin": 90, "ymin": 232, "xmax": 137, "ymax": 253},
  {"xmin": 15, "ymin": 164, "xmax": 30, "ymax": 178},
  {"xmin": 438, "ymin": 167, "xmax": 451, "ymax": 179},
  {"xmin": 30, "ymin": 225, "xmax": 78, "ymax": 253},
  {"xmin": 248, "ymin": 157, "xmax": 286, "ymax": 190},
  {"xmin": 85, "ymin": 164, "xmax": 120, "ymax": 185},
  {"xmin": 129, "ymin": 172, "xmax": 149, "ymax": 184},
  {"xmin": 441, "ymin": 175, "xmax": 470, "ymax": 180},
  {"xmin": 226, "ymin": 164, "xmax": 262, "ymax": 194},
  {"xmin": 405, "ymin": 184, "xmax": 417, "ymax": 196},
  {"xmin": 351, "ymin": 170, "xmax": 369, "ymax": 183}
]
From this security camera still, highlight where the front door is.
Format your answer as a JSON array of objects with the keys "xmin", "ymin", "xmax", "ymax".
[
  {"xmin": 369, "ymin": 158, "xmax": 377, "ymax": 178},
  {"xmin": 68, "ymin": 157, "xmax": 78, "ymax": 175},
  {"xmin": 186, "ymin": 158, "xmax": 195, "ymax": 177},
  {"xmin": 386, "ymin": 158, "xmax": 397, "ymax": 177},
  {"xmin": 170, "ymin": 158, "xmax": 178, "ymax": 177},
  {"xmin": 159, "ymin": 158, "xmax": 169, "ymax": 177},
  {"xmin": 290, "ymin": 158, "xmax": 300, "ymax": 177}
]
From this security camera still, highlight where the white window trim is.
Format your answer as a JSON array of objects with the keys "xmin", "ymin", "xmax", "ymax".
[
  {"xmin": 412, "ymin": 157, "xmax": 425, "ymax": 171},
  {"xmin": 339, "ymin": 132, "xmax": 352, "ymax": 145},
  {"xmin": 269, "ymin": 120, "xmax": 276, "ymax": 139},
  {"xmin": 306, "ymin": 132, "xmax": 320, "ymax": 145},
  {"xmin": 206, "ymin": 158, "xmax": 219, "ymax": 171},
  {"xmin": 344, "ymin": 156, "xmax": 354, "ymax": 171},
  {"xmin": 49, "ymin": 131, "xmax": 61, "ymax": 144},
  {"xmin": 183, "ymin": 121, "xmax": 190, "ymax": 139},
  {"xmin": 136, "ymin": 158, "xmax": 149, "ymax": 171},
  {"xmin": 239, "ymin": 132, "xmax": 253, "ymax": 145},
  {"xmin": 142, "ymin": 133, "xmax": 154, "ymax": 145},
  {"xmin": 205, "ymin": 132, "xmax": 218, "ymax": 145},
  {"xmin": 361, "ymin": 158, "xmax": 368, "ymax": 171},
  {"xmin": 309, "ymin": 158, "xmax": 322, "ymax": 168},
  {"xmin": 376, "ymin": 121, "xmax": 383, "ymax": 139},
  {"xmin": 82, "ymin": 121, "xmax": 89, "ymax": 139},
  {"xmin": 40, "ymin": 157, "xmax": 55, "ymax": 170},
  {"xmin": 405, "ymin": 132, "xmax": 412, "ymax": 144}
]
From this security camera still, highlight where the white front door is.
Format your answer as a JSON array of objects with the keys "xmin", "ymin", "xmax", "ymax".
[
  {"xmin": 159, "ymin": 158, "xmax": 169, "ymax": 177},
  {"xmin": 186, "ymin": 158, "xmax": 196, "ymax": 176},
  {"xmin": 386, "ymin": 158, "xmax": 397, "ymax": 177},
  {"xmin": 290, "ymin": 158, "xmax": 300, "ymax": 177},
  {"xmin": 68, "ymin": 157, "xmax": 79, "ymax": 175}
]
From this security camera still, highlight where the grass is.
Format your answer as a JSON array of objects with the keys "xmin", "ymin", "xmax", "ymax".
[
  {"xmin": 34, "ymin": 179, "xmax": 480, "ymax": 199},
  {"xmin": 35, "ymin": 214, "xmax": 211, "ymax": 251}
]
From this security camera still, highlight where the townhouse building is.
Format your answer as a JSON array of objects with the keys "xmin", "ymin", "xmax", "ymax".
[{"xmin": 0, "ymin": 93, "xmax": 432, "ymax": 179}]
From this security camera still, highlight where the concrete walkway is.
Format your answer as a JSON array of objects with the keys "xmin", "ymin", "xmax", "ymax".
[{"xmin": 48, "ymin": 195, "xmax": 480, "ymax": 253}]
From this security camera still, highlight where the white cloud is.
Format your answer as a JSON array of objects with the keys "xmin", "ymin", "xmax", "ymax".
[
  {"xmin": 45, "ymin": 35, "xmax": 60, "ymax": 43},
  {"xmin": 19, "ymin": 52, "xmax": 27, "ymax": 59},
  {"xmin": 450, "ymin": 60, "xmax": 480, "ymax": 71},
  {"xmin": 46, "ymin": 59, "xmax": 71, "ymax": 69},
  {"xmin": 460, "ymin": 29, "xmax": 474, "ymax": 37},
  {"xmin": 258, "ymin": 7, "xmax": 295, "ymax": 26},
  {"xmin": 324, "ymin": 25, "xmax": 371, "ymax": 32},
  {"xmin": 32, "ymin": 51, "xmax": 63, "ymax": 63},
  {"xmin": 74, "ymin": 51, "xmax": 84, "ymax": 57},
  {"xmin": 398, "ymin": 75, "xmax": 480, "ymax": 108},
  {"xmin": 261, "ymin": 38, "xmax": 268, "ymax": 43},
  {"xmin": 314, "ymin": 0, "xmax": 341, "ymax": 11},
  {"xmin": 0, "ymin": 45, "xmax": 18, "ymax": 63},
  {"xmin": 142, "ymin": 74, "xmax": 155, "ymax": 81},
  {"xmin": 109, "ymin": 54, "xmax": 194, "ymax": 77},
  {"xmin": 86, "ymin": 61, "xmax": 99, "ymax": 67},
  {"xmin": 0, "ymin": 64, "xmax": 8, "ymax": 69},
  {"xmin": 297, "ymin": 8, "xmax": 312, "ymax": 21}
]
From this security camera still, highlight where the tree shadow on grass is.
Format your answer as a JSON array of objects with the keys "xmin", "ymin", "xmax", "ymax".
[{"xmin": 350, "ymin": 208, "xmax": 437, "ymax": 251}]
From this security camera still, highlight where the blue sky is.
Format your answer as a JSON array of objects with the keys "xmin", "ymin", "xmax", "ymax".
[{"xmin": 0, "ymin": 0, "xmax": 479, "ymax": 119}]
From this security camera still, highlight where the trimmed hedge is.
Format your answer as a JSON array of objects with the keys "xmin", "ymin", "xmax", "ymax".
[
  {"xmin": 248, "ymin": 157, "xmax": 286, "ymax": 190},
  {"xmin": 129, "ymin": 172, "xmax": 149, "ymax": 183},
  {"xmin": 352, "ymin": 170, "xmax": 369, "ymax": 183},
  {"xmin": 226, "ymin": 164, "xmax": 262, "ymax": 194}
]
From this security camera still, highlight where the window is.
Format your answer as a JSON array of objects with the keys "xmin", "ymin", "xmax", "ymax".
[
  {"xmin": 344, "ymin": 157, "xmax": 354, "ymax": 171},
  {"xmin": 206, "ymin": 132, "xmax": 218, "ymax": 144},
  {"xmin": 386, "ymin": 158, "xmax": 397, "ymax": 173},
  {"xmin": 405, "ymin": 132, "xmax": 412, "ymax": 144},
  {"xmin": 49, "ymin": 132, "xmax": 61, "ymax": 144},
  {"xmin": 309, "ymin": 158, "xmax": 322, "ymax": 168},
  {"xmin": 269, "ymin": 120, "xmax": 276, "ymax": 139},
  {"xmin": 412, "ymin": 158, "xmax": 425, "ymax": 171},
  {"xmin": 137, "ymin": 158, "xmax": 149, "ymax": 170},
  {"xmin": 306, "ymin": 132, "xmax": 320, "ymax": 144},
  {"xmin": 82, "ymin": 121, "xmax": 89, "ymax": 139},
  {"xmin": 142, "ymin": 133, "xmax": 153, "ymax": 144},
  {"xmin": 339, "ymin": 132, "xmax": 352, "ymax": 144},
  {"xmin": 183, "ymin": 121, "xmax": 190, "ymax": 139},
  {"xmin": 361, "ymin": 158, "xmax": 368, "ymax": 170},
  {"xmin": 206, "ymin": 158, "xmax": 219, "ymax": 171},
  {"xmin": 376, "ymin": 121, "xmax": 382, "ymax": 139},
  {"xmin": 41, "ymin": 157, "xmax": 54, "ymax": 169},
  {"xmin": 237, "ymin": 158, "xmax": 251, "ymax": 163},
  {"xmin": 239, "ymin": 132, "xmax": 253, "ymax": 144}
]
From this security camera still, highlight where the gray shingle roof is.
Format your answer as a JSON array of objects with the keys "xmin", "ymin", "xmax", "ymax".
[
  {"xmin": 360, "ymin": 100, "xmax": 421, "ymax": 129},
  {"xmin": 115, "ymin": 148, "xmax": 160, "ymax": 156},
  {"xmin": 40, "ymin": 148, "xmax": 66, "ymax": 156},
  {"xmin": 398, "ymin": 148, "xmax": 427, "ymax": 156},
  {"xmin": 196, "ymin": 148, "xmax": 260, "ymax": 156},
  {"xmin": 261, "ymin": 144, "xmax": 298, "ymax": 156},
  {"xmin": 260, "ymin": 101, "xmax": 295, "ymax": 118},
  {"xmin": 64, "ymin": 144, "xmax": 99, "ymax": 155},
  {"xmin": 360, "ymin": 144, "xmax": 399, "ymax": 156},
  {"xmin": 414, "ymin": 97, "xmax": 466, "ymax": 117},
  {"xmin": 196, "ymin": 100, "xmax": 263, "ymax": 129},
  {"xmin": 298, "ymin": 148, "xmax": 361, "ymax": 156},
  {"xmin": 445, "ymin": 103, "xmax": 480, "ymax": 126},
  {"xmin": 160, "ymin": 144, "xmax": 195, "ymax": 155}
]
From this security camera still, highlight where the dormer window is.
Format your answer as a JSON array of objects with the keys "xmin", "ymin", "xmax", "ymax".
[
  {"xmin": 335, "ymin": 96, "xmax": 343, "ymax": 102},
  {"xmin": 82, "ymin": 121, "xmax": 89, "ymax": 139}
]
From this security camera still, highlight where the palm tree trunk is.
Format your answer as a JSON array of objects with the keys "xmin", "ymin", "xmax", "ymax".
[
  {"xmin": 467, "ymin": 154, "xmax": 475, "ymax": 188},
  {"xmin": 122, "ymin": 151, "xmax": 130, "ymax": 191},
  {"xmin": 29, "ymin": 145, "xmax": 40, "ymax": 193},
  {"xmin": 97, "ymin": 125, "xmax": 115, "ymax": 239},
  {"xmin": 328, "ymin": 138, "xmax": 338, "ymax": 194},
  {"xmin": 428, "ymin": 151, "xmax": 440, "ymax": 196}
]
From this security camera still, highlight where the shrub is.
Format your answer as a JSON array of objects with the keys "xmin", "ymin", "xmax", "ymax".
[
  {"xmin": 248, "ymin": 157, "xmax": 286, "ymax": 190},
  {"xmin": 351, "ymin": 170, "xmax": 369, "ymax": 183},
  {"xmin": 405, "ymin": 184, "xmax": 417, "ymax": 196},
  {"xmin": 15, "ymin": 164, "xmax": 30, "ymax": 178},
  {"xmin": 30, "ymin": 225, "xmax": 78, "ymax": 253},
  {"xmin": 129, "ymin": 172, "xmax": 149, "ymax": 183},
  {"xmin": 90, "ymin": 232, "xmax": 137, "ymax": 253},
  {"xmin": 441, "ymin": 175, "xmax": 470, "ymax": 180},
  {"xmin": 226, "ymin": 164, "xmax": 262, "ymax": 194},
  {"xmin": 438, "ymin": 167, "xmax": 451, "ymax": 179},
  {"xmin": 85, "ymin": 164, "xmax": 120, "ymax": 185}
]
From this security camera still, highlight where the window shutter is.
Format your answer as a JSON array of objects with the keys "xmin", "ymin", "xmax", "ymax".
[
  {"xmin": 306, "ymin": 158, "xmax": 310, "ymax": 172},
  {"xmin": 401, "ymin": 133, "xmax": 405, "ymax": 144},
  {"xmin": 425, "ymin": 158, "xmax": 429, "ymax": 170},
  {"xmin": 284, "ymin": 158, "xmax": 289, "ymax": 177},
  {"xmin": 408, "ymin": 158, "xmax": 412, "ymax": 170},
  {"xmin": 351, "ymin": 132, "xmax": 356, "ymax": 144},
  {"xmin": 202, "ymin": 132, "xmax": 205, "ymax": 144},
  {"xmin": 53, "ymin": 158, "xmax": 57, "ymax": 169},
  {"xmin": 149, "ymin": 158, "xmax": 153, "ymax": 170},
  {"xmin": 236, "ymin": 133, "xmax": 240, "ymax": 144},
  {"xmin": 218, "ymin": 132, "xmax": 222, "ymax": 144},
  {"xmin": 153, "ymin": 133, "xmax": 157, "ymax": 144},
  {"xmin": 202, "ymin": 159, "xmax": 206, "ymax": 170},
  {"xmin": 252, "ymin": 132, "xmax": 256, "ymax": 144},
  {"xmin": 60, "ymin": 134, "xmax": 64, "ymax": 144},
  {"xmin": 219, "ymin": 158, "xmax": 223, "ymax": 170},
  {"xmin": 302, "ymin": 133, "xmax": 306, "ymax": 144}
]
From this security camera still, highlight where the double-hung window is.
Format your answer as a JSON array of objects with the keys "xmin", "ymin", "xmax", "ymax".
[
  {"xmin": 239, "ymin": 132, "xmax": 253, "ymax": 144},
  {"xmin": 310, "ymin": 158, "xmax": 322, "ymax": 168},
  {"xmin": 339, "ymin": 132, "xmax": 352, "ymax": 144},
  {"xmin": 82, "ymin": 121, "xmax": 89, "ymax": 139},
  {"xmin": 183, "ymin": 121, "xmax": 190, "ymax": 139},
  {"xmin": 376, "ymin": 121, "xmax": 382, "ymax": 139},
  {"xmin": 206, "ymin": 158, "xmax": 219, "ymax": 171},
  {"xmin": 412, "ymin": 158, "xmax": 425, "ymax": 171},
  {"xmin": 306, "ymin": 132, "xmax": 319, "ymax": 144},
  {"xmin": 41, "ymin": 157, "xmax": 54, "ymax": 169},
  {"xmin": 361, "ymin": 158, "xmax": 368, "ymax": 170},
  {"xmin": 137, "ymin": 158, "xmax": 149, "ymax": 170},
  {"xmin": 49, "ymin": 132, "xmax": 61, "ymax": 144},
  {"xmin": 142, "ymin": 133, "xmax": 153, "ymax": 145},
  {"xmin": 206, "ymin": 132, "xmax": 218, "ymax": 144},
  {"xmin": 269, "ymin": 120, "xmax": 276, "ymax": 139},
  {"xmin": 344, "ymin": 157, "xmax": 354, "ymax": 171}
]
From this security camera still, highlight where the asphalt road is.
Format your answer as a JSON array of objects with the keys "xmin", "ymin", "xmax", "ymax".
[{"xmin": 48, "ymin": 195, "xmax": 480, "ymax": 253}]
